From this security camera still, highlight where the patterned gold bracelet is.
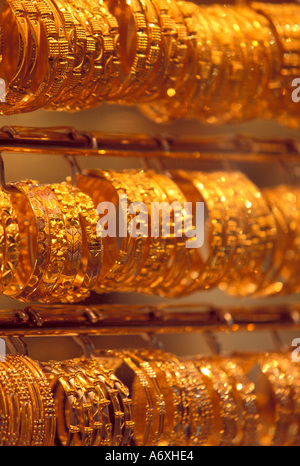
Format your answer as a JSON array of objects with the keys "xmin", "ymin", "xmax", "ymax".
[{"xmin": 193, "ymin": 358, "xmax": 239, "ymax": 446}]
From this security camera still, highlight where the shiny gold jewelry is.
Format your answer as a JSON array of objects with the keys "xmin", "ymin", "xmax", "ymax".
[
  {"xmin": 0, "ymin": 0, "xmax": 29, "ymax": 113},
  {"xmin": 23, "ymin": 186, "xmax": 67, "ymax": 303},
  {"xmin": 0, "ymin": 189, "xmax": 20, "ymax": 292},
  {"xmin": 43, "ymin": 183, "xmax": 84, "ymax": 303},
  {"xmin": 134, "ymin": 348, "xmax": 197, "ymax": 446},
  {"xmin": 120, "ymin": 0, "xmax": 162, "ymax": 102},
  {"xmin": 103, "ymin": 0, "xmax": 150, "ymax": 100},
  {"xmin": 39, "ymin": 360, "xmax": 84, "ymax": 446},
  {"xmin": 67, "ymin": 185, "xmax": 103, "ymax": 298},
  {"xmin": 21, "ymin": 0, "xmax": 69, "ymax": 112},
  {"xmin": 182, "ymin": 359, "xmax": 213, "ymax": 446},
  {"xmin": 212, "ymin": 357, "xmax": 258, "ymax": 446},
  {"xmin": 3, "ymin": 181, "xmax": 51, "ymax": 301},
  {"xmin": 83, "ymin": 359, "xmax": 134, "ymax": 446},
  {"xmin": 76, "ymin": 169, "xmax": 149, "ymax": 292},
  {"xmin": 0, "ymin": 358, "xmax": 20, "ymax": 445},
  {"xmin": 218, "ymin": 171, "xmax": 277, "ymax": 297},
  {"xmin": 168, "ymin": 170, "xmax": 240, "ymax": 296},
  {"xmin": 234, "ymin": 352, "xmax": 294, "ymax": 446},
  {"xmin": 23, "ymin": 356, "xmax": 56, "ymax": 446},
  {"xmin": 96, "ymin": 349, "xmax": 155, "ymax": 446},
  {"xmin": 145, "ymin": 170, "xmax": 194, "ymax": 295},
  {"xmin": 125, "ymin": 349, "xmax": 166, "ymax": 446},
  {"xmin": 193, "ymin": 358, "xmax": 239, "ymax": 446},
  {"xmin": 81, "ymin": 0, "xmax": 121, "ymax": 103}
]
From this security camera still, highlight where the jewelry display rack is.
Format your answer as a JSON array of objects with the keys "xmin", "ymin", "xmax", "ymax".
[{"xmin": 1, "ymin": 0, "xmax": 300, "ymax": 446}]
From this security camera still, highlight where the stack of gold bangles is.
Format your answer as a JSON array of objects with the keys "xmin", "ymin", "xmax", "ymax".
[
  {"xmin": 1, "ymin": 350, "xmax": 300, "ymax": 446},
  {"xmin": 1, "ymin": 169, "xmax": 300, "ymax": 302},
  {"xmin": 0, "ymin": 0, "xmax": 299, "ymax": 128}
]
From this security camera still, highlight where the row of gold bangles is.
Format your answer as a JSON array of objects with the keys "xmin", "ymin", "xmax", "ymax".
[
  {"xmin": 0, "ymin": 0, "xmax": 299, "ymax": 128},
  {"xmin": 1, "ymin": 169, "xmax": 300, "ymax": 303},
  {"xmin": 0, "ymin": 350, "xmax": 299, "ymax": 446}
]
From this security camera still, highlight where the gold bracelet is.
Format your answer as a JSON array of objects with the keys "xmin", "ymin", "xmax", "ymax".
[
  {"xmin": 97, "ymin": 349, "xmax": 155, "ymax": 446},
  {"xmin": 40, "ymin": 360, "xmax": 84, "ymax": 446},
  {"xmin": 234, "ymin": 352, "xmax": 294, "ymax": 446},
  {"xmin": 182, "ymin": 359, "xmax": 213, "ymax": 446},
  {"xmin": 80, "ymin": 0, "xmax": 121, "ymax": 103},
  {"xmin": 3, "ymin": 355, "xmax": 35, "ymax": 445},
  {"xmin": 0, "ymin": 358, "xmax": 20, "ymax": 445},
  {"xmin": 193, "ymin": 358, "xmax": 239, "ymax": 446},
  {"xmin": 19, "ymin": 0, "xmax": 69, "ymax": 112},
  {"xmin": 0, "ymin": 189, "xmax": 20, "ymax": 292},
  {"xmin": 81, "ymin": 358, "xmax": 134, "ymax": 446},
  {"xmin": 0, "ymin": 0, "xmax": 30, "ymax": 113},
  {"xmin": 135, "ymin": 349, "xmax": 191, "ymax": 446},
  {"xmin": 213, "ymin": 356, "xmax": 258, "ymax": 446},
  {"xmin": 23, "ymin": 356, "xmax": 56, "ymax": 446},
  {"xmin": 169, "ymin": 170, "xmax": 240, "ymax": 296},
  {"xmin": 67, "ymin": 184, "xmax": 103, "ymax": 297},
  {"xmin": 104, "ymin": 0, "xmax": 150, "ymax": 100},
  {"xmin": 3, "ymin": 182, "xmax": 51, "ymax": 301},
  {"xmin": 42, "ymin": 183, "xmax": 84, "ymax": 303},
  {"xmin": 142, "ymin": 170, "xmax": 193, "ymax": 295},
  {"xmin": 125, "ymin": 349, "xmax": 166, "ymax": 446},
  {"xmin": 142, "ymin": 0, "xmax": 189, "ymax": 102},
  {"xmin": 76, "ymin": 169, "xmax": 148, "ymax": 292},
  {"xmin": 218, "ymin": 171, "xmax": 277, "ymax": 297},
  {"xmin": 24, "ymin": 186, "xmax": 67, "ymax": 302}
]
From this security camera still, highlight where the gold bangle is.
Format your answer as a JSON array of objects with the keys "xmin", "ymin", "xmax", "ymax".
[
  {"xmin": 23, "ymin": 356, "xmax": 56, "ymax": 446},
  {"xmin": 142, "ymin": 0, "xmax": 189, "ymax": 102},
  {"xmin": 3, "ymin": 355, "xmax": 35, "ymax": 445},
  {"xmin": 81, "ymin": 358, "xmax": 134, "ymax": 446},
  {"xmin": 98, "ymin": 170, "xmax": 150, "ymax": 291},
  {"xmin": 66, "ymin": 184, "xmax": 103, "ymax": 298},
  {"xmin": 182, "ymin": 359, "xmax": 213, "ymax": 446},
  {"xmin": 234, "ymin": 352, "xmax": 294, "ymax": 446},
  {"xmin": 275, "ymin": 352, "xmax": 300, "ymax": 446},
  {"xmin": 43, "ymin": 183, "xmax": 84, "ymax": 303},
  {"xmin": 104, "ymin": 0, "xmax": 150, "ymax": 100},
  {"xmin": 40, "ymin": 360, "xmax": 83, "ymax": 446},
  {"xmin": 254, "ymin": 185, "xmax": 297, "ymax": 297},
  {"xmin": 97, "ymin": 349, "xmax": 155, "ymax": 446},
  {"xmin": 119, "ymin": 0, "xmax": 162, "ymax": 102},
  {"xmin": 134, "ymin": 348, "xmax": 190, "ymax": 446},
  {"xmin": 0, "ymin": 189, "xmax": 20, "ymax": 292},
  {"xmin": 47, "ymin": 0, "xmax": 90, "ymax": 110},
  {"xmin": 3, "ymin": 182, "xmax": 51, "ymax": 301},
  {"xmin": 213, "ymin": 357, "xmax": 258, "ymax": 446},
  {"xmin": 144, "ymin": 170, "xmax": 194, "ymax": 295},
  {"xmin": 80, "ymin": 0, "xmax": 121, "ymax": 103},
  {"xmin": 217, "ymin": 171, "xmax": 277, "ymax": 297},
  {"xmin": 60, "ymin": 0, "xmax": 100, "ymax": 110},
  {"xmin": 125, "ymin": 349, "xmax": 166, "ymax": 446},
  {"xmin": 120, "ymin": 169, "xmax": 171, "ymax": 293},
  {"xmin": 193, "ymin": 358, "xmax": 239, "ymax": 446},
  {"xmin": 10, "ymin": 355, "xmax": 45, "ymax": 445},
  {"xmin": 76, "ymin": 169, "xmax": 147, "ymax": 292},
  {"xmin": 0, "ymin": 358, "xmax": 20, "ymax": 445},
  {"xmin": 0, "ymin": 0, "xmax": 30, "ymax": 113},
  {"xmin": 168, "ymin": 170, "xmax": 240, "ymax": 296},
  {"xmin": 23, "ymin": 185, "xmax": 67, "ymax": 302}
]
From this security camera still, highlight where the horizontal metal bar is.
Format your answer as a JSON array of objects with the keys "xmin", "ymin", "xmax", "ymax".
[
  {"xmin": 0, "ymin": 303, "xmax": 299, "ymax": 337},
  {"xmin": 0, "ymin": 126, "xmax": 299, "ymax": 163}
]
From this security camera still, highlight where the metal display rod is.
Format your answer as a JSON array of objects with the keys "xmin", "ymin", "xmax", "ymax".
[
  {"xmin": 0, "ymin": 125, "xmax": 299, "ymax": 163},
  {"xmin": 0, "ymin": 303, "xmax": 299, "ymax": 337}
]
